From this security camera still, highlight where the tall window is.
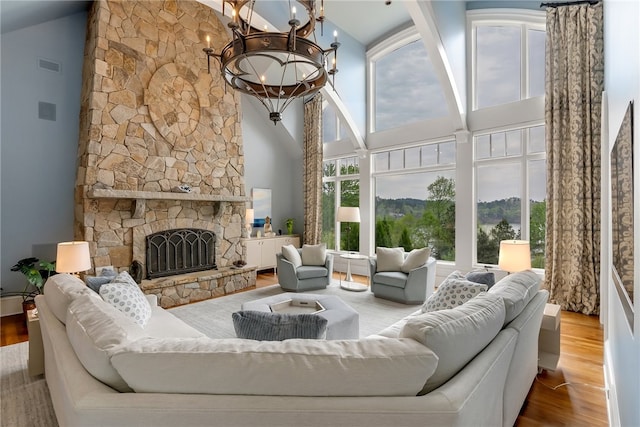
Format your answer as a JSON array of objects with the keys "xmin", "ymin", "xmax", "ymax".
[
  {"xmin": 471, "ymin": 12, "xmax": 545, "ymax": 110},
  {"xmin": 322, "ymin": 157, "xmax": 360, "ymax": 250},
  {"xmin": 369, "ymin": 29, "xmax": 448, "ymax": 133},
  {"xmin": 373, "ymin": 141, "xmax": 456, "ymax": 260},
  {"xmin": 475, "ymin": 125, "xmax": 546, "ymax": 267}
]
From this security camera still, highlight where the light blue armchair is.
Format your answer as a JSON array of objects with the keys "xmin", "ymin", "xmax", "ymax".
[
  {"xmin": 369, "ymin": 255, "xmax": 436, "ymax": 304},
  {"xmin": 276, "ymin": 249, "xmax": 334, "ymax": 292}
]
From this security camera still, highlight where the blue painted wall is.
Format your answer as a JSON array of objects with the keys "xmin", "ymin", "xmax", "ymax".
[{"xmin": 1, "ymin": 12, "xmax": 87, "ymax": 295}]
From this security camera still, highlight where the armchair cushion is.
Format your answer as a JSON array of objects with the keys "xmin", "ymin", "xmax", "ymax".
[
  {"xmin": 375, "ymin": 247, "xmax": 404, "ymax": 272},
  {"xmin": 232, "ymin": 310, "xmax": 328, "ymax": 341},
  {"xmin": 401, "ymin": 247, "xmax": 431, "ymax": 273},
  {"xmin": 301, "ymin": 244, "xmax": 327, "ymax": 266},
  {"xmin": 373, "ymin": 272, "xmax": 409, "ymax": 288},
  {"xmin": 281, "ymin": 244, "xmax": 302, "ymax": 268},
  {"xmin": 297, "ymin": 265, "xmax": 330, "ymax": 280}
]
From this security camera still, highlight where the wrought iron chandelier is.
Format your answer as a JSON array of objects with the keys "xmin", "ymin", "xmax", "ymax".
[{"xmin": 204, "ymin": 0, "xmax": 339, "ymax": 124}]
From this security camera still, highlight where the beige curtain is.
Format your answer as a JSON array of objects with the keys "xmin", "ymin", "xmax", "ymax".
[
  {"xmin": 303, "ymin": 95, "xmax": 323, "ymax": 245},
  {"xmin": 544, "ymin": 2, "xmax": 604, "ymax": 315}
]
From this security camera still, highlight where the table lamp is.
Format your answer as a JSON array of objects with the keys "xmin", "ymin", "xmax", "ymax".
[
  {"xmin": 245, "ymin": 208, "xmax": 255, "ymax": 237},
  {"xmin": 56, "ymin": 241, "xmax": 91, "ymax": 275},
  {"xmin": 498, "ymin": 240, "xmax": 531, "ymax": 273},
  {"xmin": 337, "ymin": 206, "xmax": 360, "ymax": 252}
]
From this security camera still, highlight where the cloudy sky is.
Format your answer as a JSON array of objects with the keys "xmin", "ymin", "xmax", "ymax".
[{"xmin": 373, "ymin": 25, "xmax": 546, "ymax": 203}]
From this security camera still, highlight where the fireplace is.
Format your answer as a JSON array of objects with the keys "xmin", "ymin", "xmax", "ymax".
[{"xmin": 146, "ymin": 228, "xmax": 217, "ymax": 279}]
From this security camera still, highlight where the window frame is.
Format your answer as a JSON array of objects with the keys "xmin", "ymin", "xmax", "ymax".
[
  {"xmin": 322, "ymin": 156, "xmax": 361, "ymax": 251},
  {"xmin": 468, "ymin": 9, "xmax": 546, "ymax": 112},
  {"xmin": 472, "ymin": 121, "xmax": 546, "ymax": 268}
]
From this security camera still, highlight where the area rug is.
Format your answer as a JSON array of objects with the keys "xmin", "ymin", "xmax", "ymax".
[
  {"xmin": 0, "ymin": 281, "xmax": 420, "ymax": 427},
  {"xmin": 0, "ymin": 342, "xmax": 57, "ymax": 427},
  {"xmin": 169, "ymin": 281, "xmax": 420, "ymax": 338}
]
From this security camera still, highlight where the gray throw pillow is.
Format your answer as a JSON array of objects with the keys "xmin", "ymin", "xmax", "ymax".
[
  {"xmin": 465, "ymin": 271, "xmax": 496, "ymax": 289},
  {"xmin": 232, "ymin": 311, "xmax": 328, "ymax": 341}
]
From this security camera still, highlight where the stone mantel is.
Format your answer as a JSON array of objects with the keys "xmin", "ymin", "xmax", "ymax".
[{"xmin": 88, "ymin": 188, "xmax": 249, "ymax": 219}]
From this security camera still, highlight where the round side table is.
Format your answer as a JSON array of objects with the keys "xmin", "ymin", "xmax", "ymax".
[{"xmin": 339, "ymin": 253, "xmax": 369, "ymax": 292}]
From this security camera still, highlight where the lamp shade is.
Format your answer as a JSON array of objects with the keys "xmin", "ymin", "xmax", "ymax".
[
  {"xmin": 56, "ymin": 241, "xmax": 91, "ymax": 273},
  {"xmin": 498, "ymin": 240, "xmax": 531, "ymax": 273},
  {"xmin": 245, "ymin": 208, "xmax": 255, "ymax": 225},
  {"xmin": 337, "ymin": 207, "xmax": 361, "ymax": 223}
]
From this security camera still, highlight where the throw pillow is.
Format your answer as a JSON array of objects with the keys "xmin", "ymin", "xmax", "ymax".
[
  {"xmin": 99, "ymin": 272, "xmax": 152, "ymax": 327},
  {"xmin": 232, "ymin": 311, "xmax": 328, "ymax": 341},
  {"xmin": 301, "ymin": 244, "xmax": 327, "ymax": 266},
  {"xmin": 465, "ymin": 270, "xmax": 496, "ymax": 289},
  {"xmin": 401, "ymin": 247, "xmax": 431, "ymax": 273},
  {"xmin": 85, "ymin": 268, "xmax": 118, "ymax": 293},
  {"xmin": 400, "ymin": 292, "xmax": 506, "ymax": 394},
  {"xmin": 376, "ymin": 247, "xmax": 404, "ymax": 272},
  {"xmin": 421, "ymin": 271, "xmax": 487, "ymax": 312},
  {"xmin": 281, "ymin": 244, "xmax": 302, "ymax": 268}
]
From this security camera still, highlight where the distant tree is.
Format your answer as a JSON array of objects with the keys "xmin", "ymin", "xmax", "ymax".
[
  {"xmin": 530, "ymin": 201, "xmax": 546, "ymax": 268},
  {"xmin": 477, "ymin": 226, "xmax": 499, "ymax": 264},
  {"xmin": 375, "ymin": 218, "xmax": 393, "ymax": 248},
  {"xmin": 423, "ymin": 176, "xmax": 455, "ymax": 260},
  {"xmin": 490, "ymin": 218, "xmax": 517, "ymax": 243},
  {"xmin": 398, "ymin": 228, "xmax": 413, "ymax": 252}
]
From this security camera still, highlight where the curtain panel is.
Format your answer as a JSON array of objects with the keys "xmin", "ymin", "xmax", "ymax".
[
  {"xmin": 303, "ymin": 95, "xmax": 323, "ymax": 245},
  {"xmin": 544, "ymin": 2, "xmax": 604, "ymax": 315}
]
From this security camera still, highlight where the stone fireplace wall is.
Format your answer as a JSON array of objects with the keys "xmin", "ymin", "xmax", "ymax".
[{"xmin": 74, "ymin": 0, "xmax": 247, "ymax": 278}]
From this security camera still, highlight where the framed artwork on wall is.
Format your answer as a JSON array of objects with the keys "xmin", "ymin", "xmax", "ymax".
[{"xmin": 252, "ymin": 188, "xmax": 271, "ymax": 228}]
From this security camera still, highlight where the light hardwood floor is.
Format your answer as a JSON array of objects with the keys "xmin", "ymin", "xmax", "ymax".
[{"xmin": 0, "ymin": 272, "xmax": 608, "ymax": 426}]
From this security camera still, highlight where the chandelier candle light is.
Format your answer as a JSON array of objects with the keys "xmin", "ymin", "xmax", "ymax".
[{"xmin": 203, "ymin": 0, "xmax": 340, "ymax": 124}]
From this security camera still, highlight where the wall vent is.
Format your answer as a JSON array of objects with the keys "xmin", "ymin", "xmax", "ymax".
[
  {"xmin": 38, "ymin": 102, "xmax": 57, "ymax": 121},
  {"xmin": 38, "ymin": 58, "xmax": 61, "ymax": 73}
]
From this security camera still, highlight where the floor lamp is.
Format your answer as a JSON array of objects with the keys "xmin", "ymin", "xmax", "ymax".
[
  {"xmin": 498, "ymin": 240, "xmax": 531, "ymax": 274},
  {"xmin": 337, "ymin": 207, "xmax": 361, "ymax": 281}
]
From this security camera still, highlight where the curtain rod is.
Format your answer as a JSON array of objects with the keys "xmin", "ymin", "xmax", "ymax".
[{"xmin": 540, "ymin": 0, "xmax": 599, "ymax": 8}]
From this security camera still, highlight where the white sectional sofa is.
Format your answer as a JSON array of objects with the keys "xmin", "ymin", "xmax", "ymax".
[{"xmin": 35, "ymin": 271, "xmax": 547, "ymax": 427}]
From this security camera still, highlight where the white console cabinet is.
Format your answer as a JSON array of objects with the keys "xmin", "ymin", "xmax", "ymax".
[{"xmin": 243, "ymin": 235, "xmax": 300, "ymax": 271}]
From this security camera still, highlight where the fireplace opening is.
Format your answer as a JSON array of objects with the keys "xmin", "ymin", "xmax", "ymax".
[{"xmin": 146, "ymin": 228, "xmax": 216, "ymax": 279}]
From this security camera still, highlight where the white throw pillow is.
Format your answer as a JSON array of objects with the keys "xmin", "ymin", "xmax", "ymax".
[
  {"xmin": 100, "ymin": 272, "xmax": 152, "ymax": 327},
  {"xmin": 401, "ymin": 247, "xmax": 431, "ymax": 273},
  {"xmin": 301, "ymin": 244, "xmax": 327, "ymax": 266},
  {"xmin": 43, "ymin": 273, "xmax": 95, "ymax": 324},
  {"xmin": 66, "ymin": 294, "xmax": 147, "ymax": 392},
  {"xmin": 281, "ymin": 244, "xmax": 302, "ymax": 268},
  {"xmin": 400, "ymin": 292, "xmax": 506, "ymax": 394},
  {"xmin": 375, "ymin": 247, "xmax": 404, "ymax": 272},
  {"xmin": 422, "ymin": 271, "xmax": 487, "ymax": 312}
]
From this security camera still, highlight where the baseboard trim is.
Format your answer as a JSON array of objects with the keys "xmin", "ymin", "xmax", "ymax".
[
  {"xmin": 603, "ymin": 341, "xmax": 620, "ymax": 427},
  {"xmin": 1, "ymin": 295, "xmax": 24, "ymax": 316}
]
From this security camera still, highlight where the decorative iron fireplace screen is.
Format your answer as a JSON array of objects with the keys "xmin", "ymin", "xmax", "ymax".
[{"xmin": 146, "ymin": 228, "xmax": 216, "ymax": 279}]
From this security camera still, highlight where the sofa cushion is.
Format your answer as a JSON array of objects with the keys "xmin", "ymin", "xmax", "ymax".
[
  {"xmin": 401, "ymin": 248, "xmax": 431, "ymax": 273},
  {"xmin": 281, "ymin": 244, "xmax": 302, "ymax": 268},
  {"xmin": 85, "ymin": 267, "xmax": 118, "ymax": 293},
  {"xmin": 301, "ymin": 244, "xmax": 327, "ymax": 266},
  {"xmin": 296, "ymin": 265, "xmax": 329, "ymax": 280},
  {"xmin": 145, "ymin": 305, "xmax": 206, "ymax": 339},
  {"xmin": 375, "ymin": 247, "xmax": 404, "ymax": 272},
  {"xmin": 421, "ymin": 271, "xmax": 487, "ymax": 312},
  {"xmin": 465, "ymin": 270, "xmax": 496, "ymax": 288},
  {"xmin": 43, "ymin": 273, "xmax": 96, "ymax": 324},
  {"xmin": 66, "ymin": 294, "xmax": 148, "ymax": 392},
  {"xmin": 232, "ymin": 311, "xmax": 328, "ymax": 340},
  {"xmin": 373, "ymin": 271, "xmax": 409, "ymax": 288},
  {"xmin": 111, "ymin": 337, "xmax": 438, "ymax": 397},
  {"xmin": 100, "ymin": 272, "xmax": 152, "ymax": 327},
  {"xmin": 488, "ymin": 270, "xmax": 541, "ymax": 325},
  {"xmin": 400, "ymin": 292, "xmax": 506, "ymax": 394}
]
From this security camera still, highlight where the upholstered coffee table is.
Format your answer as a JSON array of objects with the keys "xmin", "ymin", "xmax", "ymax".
[{"xmin": 242, "ymin": 293, "xmax": 359, "ymax": 339}]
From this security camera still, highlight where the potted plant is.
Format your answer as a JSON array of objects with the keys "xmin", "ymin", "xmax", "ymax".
[
  {"xmin": 11, "ymin": 257, "xmax": 56, "ymax": 313},
  {"xmin": 285, "ymin": 218, "xmax": 294, "ymax": 235}
]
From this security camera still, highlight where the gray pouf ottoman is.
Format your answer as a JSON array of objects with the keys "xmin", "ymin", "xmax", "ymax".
[{"xmin": 241, "ymin": 293, "xmax": 359, "ymax": 340}]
